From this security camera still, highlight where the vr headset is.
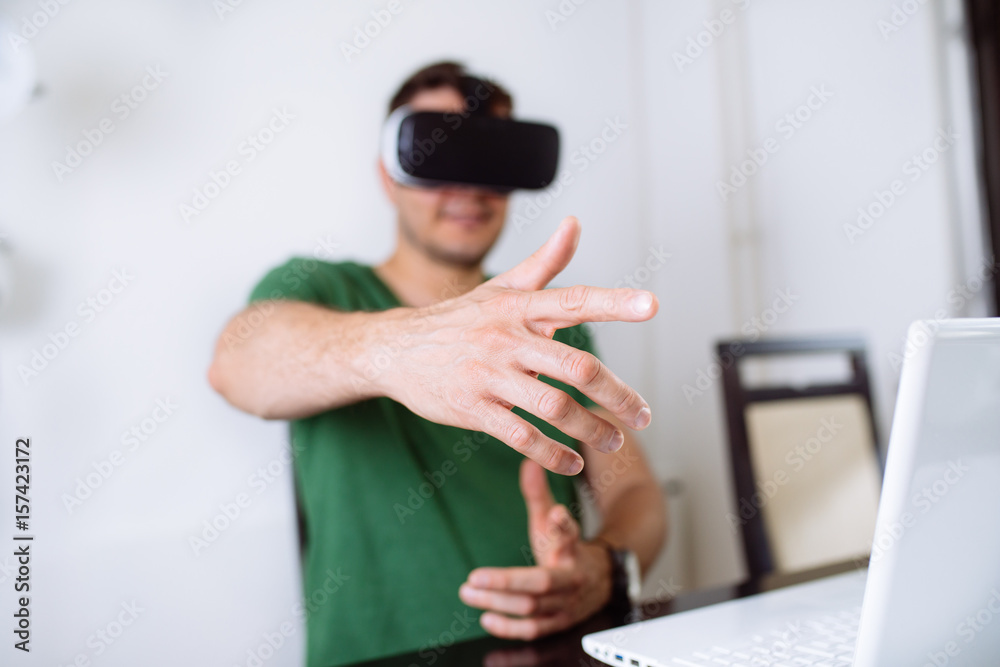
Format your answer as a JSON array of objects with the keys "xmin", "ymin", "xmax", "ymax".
[{"xmin": 380, "ymin": 104, "xmax": 560, "ymax": 193}]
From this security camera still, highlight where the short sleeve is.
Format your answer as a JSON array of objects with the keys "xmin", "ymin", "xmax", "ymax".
[
  {"xmin": 248, "ymin": 257, "xmax": 326, "ymax": 306},
  {"xmin": 548, "ymin": 322, "xmax": 600, "ymax": 411}
]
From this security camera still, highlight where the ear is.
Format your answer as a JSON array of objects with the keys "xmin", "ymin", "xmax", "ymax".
[{"xmin": 376, "ymin": 158, "xmax": 399, "ymax": 205}]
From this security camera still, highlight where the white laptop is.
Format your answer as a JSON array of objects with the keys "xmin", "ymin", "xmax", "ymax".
[{"xmin": 584, "ymin": 318, "xmax": 1000, "ymax": 666}]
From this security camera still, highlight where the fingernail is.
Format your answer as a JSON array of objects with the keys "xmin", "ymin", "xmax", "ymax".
[
  {"xmin": 632, "ymin": 292, "xmax": 653, "ymax": 314},
  {"xmin": 634, "ymin": 407, "xmax": 651, "ymax": 429},
  {"xmin": 568, "ymin": 458, "xmax": 584, "ymax": 475},
  {"xmin": 608, "ymin": 430, "xmax": 624, "ymax": 452},
  {"xmin": 470, "ymin": 571, "xmax": 490, "ymax": 587}
]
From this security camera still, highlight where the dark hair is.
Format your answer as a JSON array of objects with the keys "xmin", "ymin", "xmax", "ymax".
[{"xmin": 387, "ymin": 60, "xmax": 514, "ymax": 118}]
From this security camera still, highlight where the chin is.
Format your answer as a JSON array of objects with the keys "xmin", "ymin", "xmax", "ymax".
[
  {"xmin": 429, "ymin": 225, "xmax": 502, "ymax": 265},
  {"xmin": 424, "ymin": 239, "xmax": 493, "ymax": 268}
]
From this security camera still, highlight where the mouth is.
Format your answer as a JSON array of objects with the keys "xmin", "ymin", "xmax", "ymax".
[{"xmin": 441, "ymin": 212, "xmax": 491, "ymax": 229}]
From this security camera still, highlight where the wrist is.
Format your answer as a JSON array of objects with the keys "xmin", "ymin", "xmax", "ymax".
[
  {"xmin": 348, "ymin": 306, "xmax": 418, "ymax": 402},
  {"xmin": 584, "ymin": 539, "xmax": 616, "ymax": 608},
  {"xmin": 591, "ymin": 536, "xmax": 642, "ymax": 609}
]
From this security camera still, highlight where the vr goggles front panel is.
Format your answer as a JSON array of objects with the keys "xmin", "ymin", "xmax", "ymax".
[{"xmin": 381, "ymin": 105, "xmax": 560, "ymax": 193}]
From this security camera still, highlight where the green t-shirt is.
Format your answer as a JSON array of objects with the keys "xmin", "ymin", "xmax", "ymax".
[{"xmin": 247, "ymin": 259, "xmax": 600, "ymax": 666}]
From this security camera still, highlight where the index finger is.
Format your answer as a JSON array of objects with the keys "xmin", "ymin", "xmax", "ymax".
[
  {"xmin": 523, "ymin": 285, "xmax": 657, "ymax": 329},
  {"xmin": 467, "ymin": 566, "xmax": 579, "ymax": 594}
]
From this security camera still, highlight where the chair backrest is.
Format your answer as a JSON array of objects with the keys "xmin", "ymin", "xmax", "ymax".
[{"xmin": 716, "ymin": 336, "xmax": 883, "ymax": 578}]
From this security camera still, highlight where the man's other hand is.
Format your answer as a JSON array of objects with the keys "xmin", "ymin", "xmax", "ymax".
[
  {"xmin": 458, "ymin": 459, "xmax": 614, "ymax": 640},
  {"xmin": 375, "ymin": 215, "xmax": 657, "ymax": 476}
]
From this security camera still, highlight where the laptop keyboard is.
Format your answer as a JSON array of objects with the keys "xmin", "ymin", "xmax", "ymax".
[{"xmin": 666, "ymin": 606, "xmax": 861, "ymax": 667}]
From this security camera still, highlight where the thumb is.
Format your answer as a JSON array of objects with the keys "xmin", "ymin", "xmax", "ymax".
[
  {"xmin": 540, "ymin": 504, "xmax": 580, "ymax": 566},
  {"xmin": 489, "ymin": 216, "xmax": 581, "ymax": 292},
  {"xmin": 526, "ymin": 504, "xmax": 580, "ymax": 568},
  {"xmin": 520, "ymin": 458, "xmax": 555, "ymax": 530},
  {"xmin": 521, "ymin": 460, "xmax": 580, "ymax": 565}
]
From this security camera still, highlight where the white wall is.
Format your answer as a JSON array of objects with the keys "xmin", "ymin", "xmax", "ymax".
[{"xmin": 0, "ymin": 0, "xmax": 988, "ymax": 665}]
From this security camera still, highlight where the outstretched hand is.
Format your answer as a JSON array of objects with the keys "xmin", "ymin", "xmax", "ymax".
[{"xmin": 377, "ymin": 215, "xmax": 657, "ymax": 475}]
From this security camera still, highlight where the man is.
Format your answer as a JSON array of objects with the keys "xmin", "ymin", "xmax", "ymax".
[{"xmin": 208, "ymin": 61, "xmax": 667, "ymax": 666}]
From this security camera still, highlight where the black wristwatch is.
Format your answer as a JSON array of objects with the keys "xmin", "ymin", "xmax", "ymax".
[{"xmin": 592, "ymin": 537, "xmax": 642, "ymax": 608}]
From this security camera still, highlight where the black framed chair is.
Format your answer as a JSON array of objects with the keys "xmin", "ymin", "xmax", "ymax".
[{"xmin": 716, "ymin": 336, "xmax": 884, "ymax": 579}]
